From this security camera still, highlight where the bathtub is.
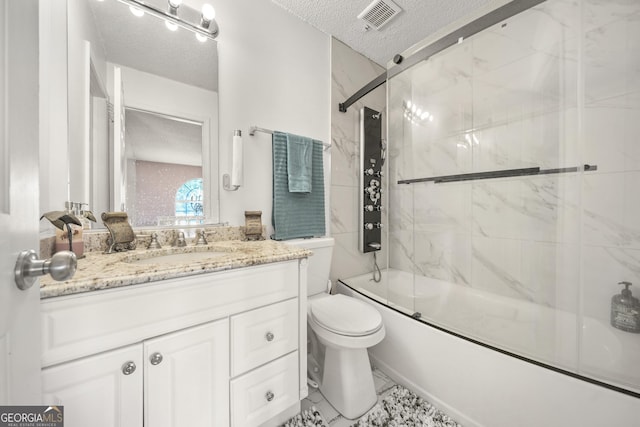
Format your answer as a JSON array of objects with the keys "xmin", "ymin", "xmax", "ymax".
[{"xmin": 338, "ymin": 268, "xmax": 640, "ymax": 427}]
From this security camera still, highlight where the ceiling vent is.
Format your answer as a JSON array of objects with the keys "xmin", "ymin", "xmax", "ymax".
[{"xmin": 357, "ymin": 0, "xmax": 402, "ymax": 30}]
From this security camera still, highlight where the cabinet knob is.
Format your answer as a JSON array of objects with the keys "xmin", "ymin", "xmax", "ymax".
[
  {"xmin": 122, "ymin": 361, "xmax": 137, "ymax": 375},
  {"xmin": 265, "ymin": 332, "xmax": 275, "ymax": 342},
  {"xmin": 265, "ymin": 391, "xmax": 275, "ymax": 402},
  {"xmin": 150, "ymin": 352, "xmax": 163, "ymax": 365}
]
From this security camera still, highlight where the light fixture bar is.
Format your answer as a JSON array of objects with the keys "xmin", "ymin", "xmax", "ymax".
[{"xmin": 116, "ymin": 0, "xmax": 219, "ymax": 40}]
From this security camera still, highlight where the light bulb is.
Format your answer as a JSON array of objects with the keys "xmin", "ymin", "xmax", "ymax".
[
  {"xmin": 201, "ymin": 4, "xmax": 215, "ymax": 21},
  {"xmin": 129, "ymin": 5, "xmax": 144, "ymax": 17},
  {"xmin": 165, "ymin": 20, "xmax": 178, "ymax": 31},
  {"xmin": 195, "ymin": 33, "xmax": 208, "ymax": 42}
]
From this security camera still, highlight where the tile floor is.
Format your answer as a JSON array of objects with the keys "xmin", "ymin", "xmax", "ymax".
[{"xmin": 300, "ymin": 367, "xmax": 398, "ymax": 426}]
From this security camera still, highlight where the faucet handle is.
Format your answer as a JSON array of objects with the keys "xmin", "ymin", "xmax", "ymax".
[
  {"xmin": 147, "ymin": 233, "xmax": 162, "ymax": 249},
  {"xmin": 174, "ymin": 231, "xmax": 187, "ymax": 247},
  {"xmin": 194, "ymin": 230, "xmax": 208, "ymax": 246}
]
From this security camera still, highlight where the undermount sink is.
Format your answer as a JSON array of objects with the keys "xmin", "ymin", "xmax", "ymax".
[{"xmin": 126, "ymin": 250, "xmax": 231, "ymax": 265}]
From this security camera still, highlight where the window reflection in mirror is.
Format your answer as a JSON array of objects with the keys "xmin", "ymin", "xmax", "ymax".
[{"xmin": 67, "ymin": 0, "xmax": 219, "ymax": 229}]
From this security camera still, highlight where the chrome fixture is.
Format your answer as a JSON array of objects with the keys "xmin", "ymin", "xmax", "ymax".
[
  {"xmin": 360, "ymin": 106, "xmax": 383, "ymax": 253},
  {"xmin": 117, "ymin": 0, "xmax": 219, "ymax": 41},
  {"xmin": 174, "ymin": 231, "xmax": 187, "ymax": 247},
  {"xmin": 14, "ymin": 250, "xmax": 77, "ymax": 290},
  {"xmin": 167, "ymin": 0, "xmax": 181, "ymax": 15},
  {"xmin": 195, "ymin": 230, "xmax": 208, "ymax": 246},
  {"xmin": 249, "ymin": 125, "xmax": 332, "ymax": 150},
  {"xmin": 147, "ymin": 233, "xmax": 162, "ymax": 249},
  {"xmin": 121, "ymin": 361, "xmax": 137, "ymax": 375},
  {"xmin": 150, "ymin": 352, "xmax": 164, "ymax": 365}
]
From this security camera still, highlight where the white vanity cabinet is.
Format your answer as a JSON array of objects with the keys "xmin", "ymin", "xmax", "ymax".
[
  {"xmin": 144, "ymin": 320, "xmax": 230, "ymax": 427},
  {"xmin": 42, "ymin": 344, "xmax": 144, "ymax": 427},
  {"xmin": 42, "ymin": 319, "xmax": 229, "ymax": 427},
  {"xmin": 40, "ymin": 259, "xmax": 308, "ymax": 427}
]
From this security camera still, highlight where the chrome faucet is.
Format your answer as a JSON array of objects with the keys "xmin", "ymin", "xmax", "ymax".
[
  {"xmin": 194, "ymin": 230, "xmax": 208, "ymax": 246},
  {"xmin": 174, "ymin": 231, "xmax": 187, "ymax": 247}
]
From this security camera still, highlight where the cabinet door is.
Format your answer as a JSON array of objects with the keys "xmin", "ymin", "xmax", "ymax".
[
  {"xmin": 42, "ymin": 344, "xmax": 143, "ymax": 427},
  {"xmin": 145, "ymin": 319, "xmax": 229, "ymax": 427}
]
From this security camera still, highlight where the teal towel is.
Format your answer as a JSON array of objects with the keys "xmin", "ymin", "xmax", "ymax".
[
  {"xmin": 272, "ymin": 131, "xmax": 325, "ymax": 240},
  {"xmin": 287, "ymin": 133, "xmax": 313, "ymax": 193}
]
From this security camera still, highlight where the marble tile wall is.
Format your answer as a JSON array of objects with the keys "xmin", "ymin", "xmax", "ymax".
[
  {"xmin": 387, "ymin": 0, "xmax": 640, "ymax": 388},
  {"xmin": 330, "ymin": 38, "xmax": 387, "ymax": 285}
]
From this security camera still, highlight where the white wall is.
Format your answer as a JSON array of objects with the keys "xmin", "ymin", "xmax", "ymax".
[{"xmin": 211, "ymin": 0, "xmax": 330, "ymax": 233}]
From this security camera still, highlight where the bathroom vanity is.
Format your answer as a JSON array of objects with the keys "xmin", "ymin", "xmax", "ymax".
[{"xmin": 39, "ymin": 237, "xmax": 309, "ymax": 427}]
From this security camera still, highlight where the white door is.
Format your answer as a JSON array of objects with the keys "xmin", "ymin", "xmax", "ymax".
[
  {"xmin": 0, "ymin": 0, "xmax": 43, "ymax": 404},
  {"xmin": 144, "ymin": 319, "xmax": 230, "ymax": 427}
]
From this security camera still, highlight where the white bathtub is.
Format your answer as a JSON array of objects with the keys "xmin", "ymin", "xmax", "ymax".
[{"xmin": 338, "ymin": 268, "xmax": 640, "ymax": 427}]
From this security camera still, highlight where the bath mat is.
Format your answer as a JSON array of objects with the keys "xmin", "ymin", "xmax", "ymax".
[
  {"xmin": 351, "ymin": 385, "xmax": 462, "ymax": 427},
  {"xmin": 283, "ymin": 406, "xmax": 329, "ymax": 427}
]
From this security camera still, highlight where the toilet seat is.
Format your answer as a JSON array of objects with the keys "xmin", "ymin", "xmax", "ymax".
[{"xmin": 310, "ymin": 294, "xmax": 383, "ymax": 337}]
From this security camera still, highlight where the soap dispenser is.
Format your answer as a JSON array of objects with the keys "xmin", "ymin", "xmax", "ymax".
[{"xmin": 610, "ymin": 281, "xmax": 640, "ymax": 333}]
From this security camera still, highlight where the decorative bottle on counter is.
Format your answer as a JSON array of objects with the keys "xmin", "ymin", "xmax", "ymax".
[{"xmin": 610, "ymin": 281, "xmax": 640, "ymax": 333}]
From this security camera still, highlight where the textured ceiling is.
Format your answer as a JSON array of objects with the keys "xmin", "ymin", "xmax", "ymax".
[
  {"xmin": 87, "ymin": 0, "xmax": 217, "ymax": 91},
  {"xmin": 271, "ymin": 0, "xmax": 494, "ymax": 66}
]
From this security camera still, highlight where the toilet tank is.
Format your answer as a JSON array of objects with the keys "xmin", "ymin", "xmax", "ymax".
[{"xmin": 285, "ymin": 237, "xmax": 334, "ymax": 296}]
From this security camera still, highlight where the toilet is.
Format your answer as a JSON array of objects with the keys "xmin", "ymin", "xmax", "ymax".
[{"xmin": 287, "ymin": 237, "xmax": 385, "ymax": 420}]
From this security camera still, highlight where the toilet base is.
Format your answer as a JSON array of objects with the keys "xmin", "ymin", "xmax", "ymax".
[{"xmin": 320, "ymin": 346, "xmax": 377, "ymax": 420}]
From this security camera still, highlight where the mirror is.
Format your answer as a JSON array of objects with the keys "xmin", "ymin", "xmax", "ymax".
[{"xmin": 67, "ymin": 0, "xmax": 219, "ymax": 228}]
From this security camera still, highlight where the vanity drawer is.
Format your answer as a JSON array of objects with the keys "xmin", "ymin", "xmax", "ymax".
[
  {"xmin": 231, "ymin": 298, "xmax": 299, "ymax": 376},
  {"xmin": 230, "ymin": 351, "xmax": 299, "ymax": 427},
  {"xmin": 41, "ymin": 260, "xmax": 299, "ymax": 367}
]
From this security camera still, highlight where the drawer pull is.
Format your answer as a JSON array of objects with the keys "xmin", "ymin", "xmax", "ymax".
[
  {"xmin": 265, "ymin": 332, "xmax": 275, "ymax": 342},
  {"xmin": 122, "ymin": 361, "xmax": 137, "ymax": 375},
  {"xmin": 265, "ymin": 391, "xmax": 275, "ymax": 402},
  {"xmin": 150, "ymin": 352, "xmax": 164, "ymax": 366}
]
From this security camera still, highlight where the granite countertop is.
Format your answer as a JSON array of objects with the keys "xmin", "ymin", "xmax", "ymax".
[{"xmin": 40, "ymin": 240, "xmax": 310, "ymax": 299}]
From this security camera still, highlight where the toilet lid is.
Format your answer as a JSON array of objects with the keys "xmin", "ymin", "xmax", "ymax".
[{"xmin": 310, "ymin": 294, "xmax": 382, "ymax": 337}]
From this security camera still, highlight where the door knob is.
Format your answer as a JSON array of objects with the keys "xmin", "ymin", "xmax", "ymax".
[
  {"xmin": 149, "ymin": 352, "xmax": 163, "ymax": 365},
  {"xmin": 122, "ymin": 361, "xmax": 137, "ymax": 375},
  {"xmin": 14, "ymin": 250, "xmax": 77, "ymax": 290}
]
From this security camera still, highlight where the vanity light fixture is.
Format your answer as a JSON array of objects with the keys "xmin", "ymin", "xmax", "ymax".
[
  {"xmin": 167, "ymin": 0, "xmax": 182, "ymax": 15},
  {"xmin": 165, "ymin": 20, "xmax": 178, "ymax": 31},
  {"xmin": 129, "ymin": 5, "xmax": 144, "ymax": 17},
  {"xmin": 200, "ymin": 4, "xmax": 215, "ymax": 29},
  {"xmin": 116, "ymin": 0, "xmax": 219, "ymax": 40}
]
